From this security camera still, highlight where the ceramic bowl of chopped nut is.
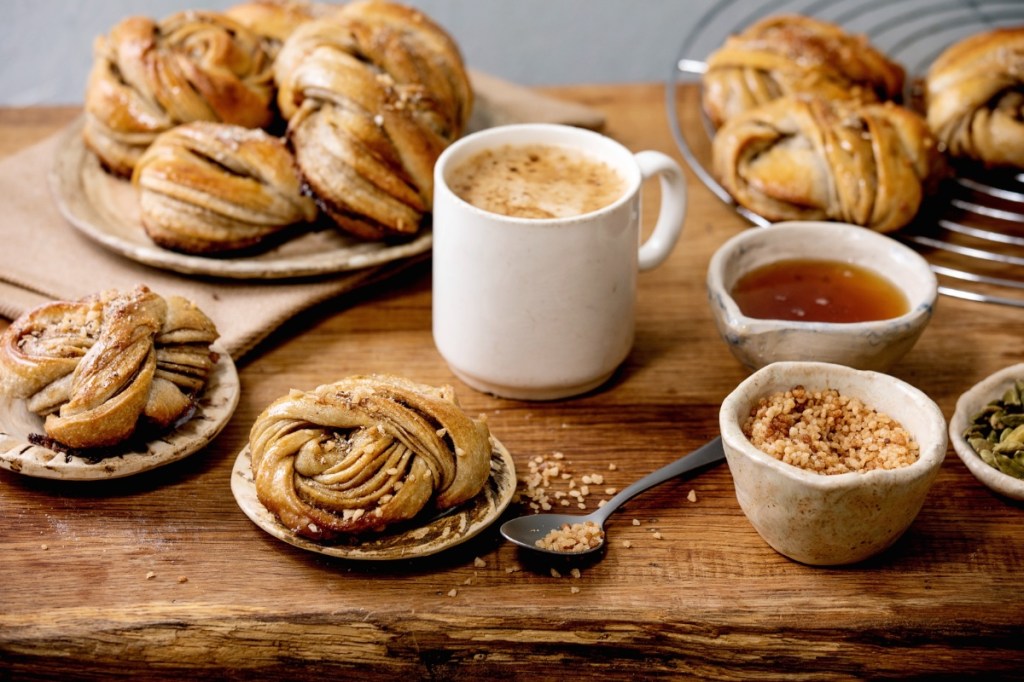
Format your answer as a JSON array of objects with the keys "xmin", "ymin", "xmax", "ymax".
[
  {"xmin": 719, "ymin": 361, "xmax": 947, "ymax": 566},
  {"xmin": 706, "ymin": 221, "xmax": 938, "ymax": 372},
  {"xmin": 949, "ymin": 363, "xmax": 1024, "ymax": 502}
]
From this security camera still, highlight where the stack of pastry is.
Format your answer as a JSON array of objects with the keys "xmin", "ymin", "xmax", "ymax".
[
  {"xmin": 82, "ymin": 0, "xmax": 473, "ymax": 254},
  {"xmin": 704, "ymin": 15, "xmax": 942, "ymax": 233}
]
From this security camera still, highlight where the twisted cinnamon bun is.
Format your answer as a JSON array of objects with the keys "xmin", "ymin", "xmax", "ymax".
[
  {"xmin": 248, "ymin": 375, "xmax": 492, "ymax": 539},
  {"xmin": 702, "ymin": 15, "xmax": 905, "ymax": 129},
  {"xmin": 133, "ymin": 122, "xmax": 317, "ymax": 254},
  {"xmin": 926, "ymin": 27, "xmax": 1024, "ymax": 168},
  {"xmin": 83, "ymin": 11, "xmax": 276, "ymax": 177},
  {"xmin": 0, "ymin": 286, "xmax": 219, "ymax": 450},
  {"xmin": 712, "ymin": 96, "xmax": 943, "ymax": 233},
  {"xmin": 273, "ymin": 0, "xmax": 473, "ymax": 239},
  {"xmin": 226, "ymin": 0, "xmax": 337, "ymax": 49}
]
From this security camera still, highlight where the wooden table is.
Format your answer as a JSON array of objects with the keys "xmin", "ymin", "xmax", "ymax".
[{"xmin": 2, "ymin": 84, "xmax": 1022, "ymax": 680}]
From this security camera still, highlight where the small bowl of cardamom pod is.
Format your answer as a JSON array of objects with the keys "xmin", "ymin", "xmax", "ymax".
[{"xmin": 950, "ymin": 363, "xmax": 1024, "ymax": 502}]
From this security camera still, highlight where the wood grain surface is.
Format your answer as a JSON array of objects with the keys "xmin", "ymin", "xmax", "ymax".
[{"xmin": 1, "ymin": 85, "xmax": 1023, "ymax": 681}]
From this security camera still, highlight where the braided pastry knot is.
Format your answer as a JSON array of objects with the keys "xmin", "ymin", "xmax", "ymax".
[
  {"xmin": 226, "ymin": 0, "xmax": 338, "ymax": 50},
  {"xmin": 273, "ymin": 0, "xmax": 473, "ymax": 239},
  {"xmin": 83, "ymin": 11, "xmax": 276, "ymax": 177},
  {"xmin": 248, "ymin": 375, "xmax": 492, "ymax": 540},
  {"xmin": 702, "ymin": 15, "xmax": 905, "ymax": 129},
  {"xmin": 133, "ymin": 122, "xmax": 317, "ymax": 254},
  {"xmin": 712, "ymin": 96, "xmax": 943, "ymax": 233},
  {"xmin": 926, "ymin": 27, "xmax": 1024, "ymax": 168},
  {"xmin": 0, "ymin": 286, "xmax": 219, "ymax": 450}
]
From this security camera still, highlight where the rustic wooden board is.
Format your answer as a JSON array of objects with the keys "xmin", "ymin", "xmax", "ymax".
[{"xmin": 1, "ymin": 86, "xmax": 1023, "ymax": 680}]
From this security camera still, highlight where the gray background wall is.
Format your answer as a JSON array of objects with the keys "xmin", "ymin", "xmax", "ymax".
[{"xmin": 1, "ymin": 0, "xmax": 719, "ymax": 106}]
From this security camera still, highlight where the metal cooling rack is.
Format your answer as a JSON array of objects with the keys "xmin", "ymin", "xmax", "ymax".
[{"xmin": 667, "ymin": 0, "xmax": 1024, "ymax": 307}]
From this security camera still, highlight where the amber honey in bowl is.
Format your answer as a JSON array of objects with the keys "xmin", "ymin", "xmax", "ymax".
[{"xmin": 730, "ymin": 258, "xmax": 909, "ymax": 323}]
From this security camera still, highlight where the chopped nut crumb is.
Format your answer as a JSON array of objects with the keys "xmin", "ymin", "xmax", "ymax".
[
  {"xmin": 40, "ymin": 544, "xmax": 48, "ymax": 550},
  {"xmin": 536, "ymin": 521, "xmax": 604, "ymax": 553},
  {"xmin": 146, "ymin": 571, "xmax": 156, "ymax": 580},
  {"xmin": 687, "ymin": 489, "xmax": 697, "ymax": 503},
  {"xmin": 632, "ymin": 518, "xmax": 641, "ymax": 526},
  {"xmin": 744, "ymin": 385, "xmax": 919, "ymax": 473},
  {"xmin": 516, "ymin": 452, "xmax": 623, "ymax": 529},
  {"xmin": 570, "ymin": 568, "xmax": 581, "ymax": 579},
  {"xmin": 550, "ymin": 568, "xmax": 562, "ymax": 578},
  {"xmin": 623, "ymin": 540, "xmax": 632, "ymax": 549},
  {"xmin": 570, "ymin": 586, "xmax": 581, "ymax": 594},
  {"xmin": 448, "ymin": 589, "xmax": 458, "ymax": 598},
  {"xmin": 473, "ymin": 557, "xmax": 486, "ymax": 568},
  {"xmin": 653, "ymin": 532, "xmax": 663, "ymax": 540},
  {"xmin": 177, "ymin": 576, "xmax": 188, "ymax": 584}
]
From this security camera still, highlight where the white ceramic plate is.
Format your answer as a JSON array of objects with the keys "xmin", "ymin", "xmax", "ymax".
[
  {"xmin": 949, "ymin": 363, "xmax": 1024, "ymax": 502},
  {"xmin": 231, "ymin": 436, "xmax": 517, "ymax": 560},
  {"xmin": 48, "ymin": 117, "xmax": 433, "ymax": 280},
  {"xmin": 0, "ymin": 344, "xmax": 239, "ymax": 480}
]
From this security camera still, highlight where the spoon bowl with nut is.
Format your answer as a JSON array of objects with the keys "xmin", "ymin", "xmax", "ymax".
[{"xmin": 499, "ymin": 437, "xmax": 725, "ymax": 557}]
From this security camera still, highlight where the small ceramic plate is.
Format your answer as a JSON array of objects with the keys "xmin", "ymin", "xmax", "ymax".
[
  {"xmin": 48, "ymin": 117, "xmax": 433, "ymax": 280},
  {"xmin": 949, "ymin": 363, "xmax": 1024, "ymax": 502},
  {"xmin": 231, "ymin": 437, "xmax": 517, "ymax": 560},
  {"xmin": 0, "ymin": 345, "xmax": 239, "ymax": 480}
]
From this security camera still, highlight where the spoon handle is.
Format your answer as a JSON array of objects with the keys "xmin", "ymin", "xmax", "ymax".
[{"xmin": 592, "ymin": 436, "xmax": 725, "ymax": 524}]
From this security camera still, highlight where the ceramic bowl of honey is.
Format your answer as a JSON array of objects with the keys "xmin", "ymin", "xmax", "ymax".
[{"xmin": 706, "ymin": 221, "xmax": 937, "ymax": 372}]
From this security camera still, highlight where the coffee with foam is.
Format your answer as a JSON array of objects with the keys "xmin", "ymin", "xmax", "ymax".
[{"xmin": 448, "ymin": 143, "xmax": 626, "ymax": 219}]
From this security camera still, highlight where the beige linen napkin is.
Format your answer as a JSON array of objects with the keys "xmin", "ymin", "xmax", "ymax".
[{"xmin": 0, "ymin": 73, "xmax": 604, "ymax": 362}]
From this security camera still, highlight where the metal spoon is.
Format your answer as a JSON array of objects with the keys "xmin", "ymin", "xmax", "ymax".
[{"xmin": 500, "ymin": 437, "xmax": 725, "ymax": 556}]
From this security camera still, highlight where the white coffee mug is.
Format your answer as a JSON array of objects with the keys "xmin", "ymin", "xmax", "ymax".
[{"xmin": 432, "ymin": 123, "xmax": 686, "ymax": 400}]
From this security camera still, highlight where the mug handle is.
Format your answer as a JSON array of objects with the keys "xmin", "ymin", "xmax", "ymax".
[{"xmin": 635, "ymin": 150, "xmax": 687, "ymax": 271}]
